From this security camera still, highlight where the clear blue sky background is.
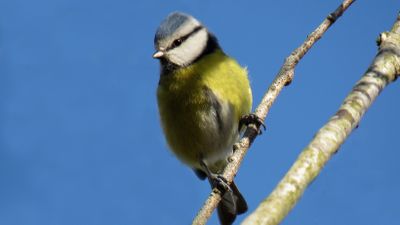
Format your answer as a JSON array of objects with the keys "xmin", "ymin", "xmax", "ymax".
[{"xmin": 1, "ymin": 1, "xmax": 399, "ymax": 225}]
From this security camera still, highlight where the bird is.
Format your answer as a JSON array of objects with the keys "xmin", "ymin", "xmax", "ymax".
[{"xmin": 153, "ymin": 12, "xmax": 261, "ymax": 225}]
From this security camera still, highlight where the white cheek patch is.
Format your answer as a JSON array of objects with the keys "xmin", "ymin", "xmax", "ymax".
[{"xmin": 168, "ymin": 28, "xmax": 208, "ymax": 66}]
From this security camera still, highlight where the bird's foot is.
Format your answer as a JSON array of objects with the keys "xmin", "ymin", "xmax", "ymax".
[
  {"xmin": 199, "ymin": 160, "xmax": 232, "ymax": 194},
  {"xmin": 239, "ymin": 113, "xmax": 266, "ymax": 134},
  {"xmin": 209, "ymin": 174, "xmax": 232, "ymax": 194}
]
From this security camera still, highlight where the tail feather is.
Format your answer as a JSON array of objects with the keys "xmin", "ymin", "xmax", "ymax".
[
  {"xmin": 217, "ymin": 181, "xmax": 248, "ymax": 225},
  {"xmin": 230, "ymin": 181, "xmax": 247, "ymax": 215}
]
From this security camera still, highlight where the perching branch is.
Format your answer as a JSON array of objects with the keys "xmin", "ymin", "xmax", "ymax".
[
  {"xmin": 192, "ymin": 0, "xmax": 355, "ymax": 224},
  {"xmin": 242, "ymin": 11, "xmax": 400, "ymax": 225}
]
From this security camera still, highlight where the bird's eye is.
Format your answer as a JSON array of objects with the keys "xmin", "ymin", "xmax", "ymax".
[{"xmin": 172, "ymin": 38, "xmax": 183, "ymax": 48}]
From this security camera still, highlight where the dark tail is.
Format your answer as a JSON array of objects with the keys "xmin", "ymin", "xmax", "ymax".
[{"xmin": 217, "ymin": 181, "xmax": 248, "ymax": 225}]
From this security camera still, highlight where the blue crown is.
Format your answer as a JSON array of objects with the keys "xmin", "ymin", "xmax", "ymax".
[{"xmin": 155, "ymin": 12, "xmax": 192, "ymax": 43}]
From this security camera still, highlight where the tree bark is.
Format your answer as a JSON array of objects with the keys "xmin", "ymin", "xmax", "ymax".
[{"xmin": 242, "ymin": 11, "xmax": 400, "ymax": 225}]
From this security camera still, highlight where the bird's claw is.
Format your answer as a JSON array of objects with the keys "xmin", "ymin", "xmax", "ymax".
[
  {"xmin": 210, "ymin": 174, "xmax": 232, "ymax": 194},
  {"xmin": 239, "ymin": 113, "xmax": 266, "ymax": 134}
]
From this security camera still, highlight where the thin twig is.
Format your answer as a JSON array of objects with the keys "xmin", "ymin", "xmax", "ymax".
[
  {"xmin": 242, "ymin": 11, "xmax": 400, "ymax": 225},
  {"xmin": 192, "ymin": 1, "xmax": 355, "ymax": 224}
]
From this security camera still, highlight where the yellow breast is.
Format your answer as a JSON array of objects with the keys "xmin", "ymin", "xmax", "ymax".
[{"xmin": 157, "ymin": 50, "xmax": 252, "ymax": 170}]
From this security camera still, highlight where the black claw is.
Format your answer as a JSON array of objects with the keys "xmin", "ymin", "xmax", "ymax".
[
  {"xmin": 211, "ymin": 175, "xmax": 231, "ymax": 194},
  {"xmin": 199, "ymin": 160, "xmax": 232, "ymax": 194},
  {"xmin": 239, "ymin": 113, "xmax": 266, "ymax": 135}
]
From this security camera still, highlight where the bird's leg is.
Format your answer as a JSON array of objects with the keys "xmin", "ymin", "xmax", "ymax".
[
  {"xmin": 239, "ymin": 113, "xmax": 266, "ymax": 134},
  {"xmin": 199, "ymin": 160, "xmax": 231, "ymax": 194}
]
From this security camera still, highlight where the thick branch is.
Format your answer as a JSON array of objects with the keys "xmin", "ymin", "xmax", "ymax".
[
  {"xmin": 242, "ymin": 12, "xmax": 400, "ymax": 225},
  {"xmin": 192, "ymin": 1, "xmax": 355, "ymax": 224}
]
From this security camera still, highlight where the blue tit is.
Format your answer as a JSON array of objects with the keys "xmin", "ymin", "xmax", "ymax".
[{"xmin": 154, "ymin": 12, "xmax": 254, "ymax": 225}]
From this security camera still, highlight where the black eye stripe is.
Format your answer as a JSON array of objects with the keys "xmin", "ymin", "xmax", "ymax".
[{"xmin": 168, "ymin": 26, "xmax": 204, "ymax": 50}]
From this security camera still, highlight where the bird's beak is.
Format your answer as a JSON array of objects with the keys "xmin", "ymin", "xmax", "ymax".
[{"xmin": 152, "ymin": 50, "xmax": 164, "ymax": 59}]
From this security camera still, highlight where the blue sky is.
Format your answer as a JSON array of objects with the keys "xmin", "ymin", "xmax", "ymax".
[{"xmin": 1, "ymin": 1, "xmax": 399, "ymax": 225}]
